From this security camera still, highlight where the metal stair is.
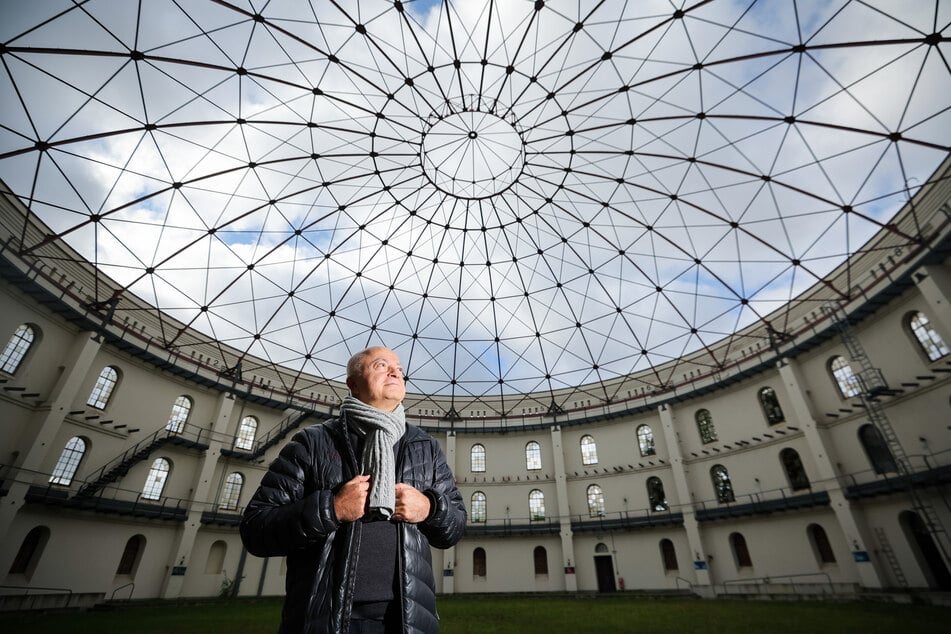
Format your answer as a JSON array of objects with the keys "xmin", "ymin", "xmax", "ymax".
[
  {"xmin": 824, "ymin": 303, "xmax": 951, "ymax": 570},
  {"xmin": 223, "ymin": 410, "xmax": 312, "ymax": 460},
  {"xmin": 76, "ymin": 425, "xmax": 209, "ymax": 498},
  {"xmin": 874, "ymin": 526, "xmax": 908, "ymax": 588}
]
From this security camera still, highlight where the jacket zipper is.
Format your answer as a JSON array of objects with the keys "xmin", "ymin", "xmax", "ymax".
[
  {"xmin": 340, "ymin": 413, "xmax": 361, "ymax": 631},
  {"xmin": 396, "ymin": 434, "xmax": 407, "ymax": 633}
]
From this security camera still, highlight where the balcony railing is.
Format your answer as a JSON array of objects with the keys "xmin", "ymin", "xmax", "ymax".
[{"xmin": 26, "ymin": 482, "xmax": 189, "ymax": 521}]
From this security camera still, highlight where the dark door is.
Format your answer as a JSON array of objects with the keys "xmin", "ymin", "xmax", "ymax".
[
  {"xmin": 594, "ymin": 555, "xmax": 616, "ymax": 592},
  {"xmin": 902, "ymin": 511, "xmax": 951, "ymax": 589}
]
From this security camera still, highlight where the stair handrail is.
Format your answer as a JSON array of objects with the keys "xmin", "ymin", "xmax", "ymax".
[
  {"xmin": 721, "ymin": 571, "xmax": 834, "ymax": 595},
  {"xmin": 0, "ymin": 583, "xmax": 73, "ymax": 609},
  {"xmin": 229, "ymin": 409, "xmax": 312, "ymax": 458},
  {"xmin": 110, "ymin": 581, "xmax": 134, "ymax": 601},
  {"xmin": 674, "ymin": 576, "xmax": 694, "ymax": 591},
  {"xmin": 77, "ymin": 422, "xmax": 209, "ymax": 496}
]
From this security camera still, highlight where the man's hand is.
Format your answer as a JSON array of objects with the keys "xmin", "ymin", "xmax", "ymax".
[
  {"xmin": 392, "ymin": 483, "xmax": 432, "ymax": 523},
  {"xmin": 334, "ymin": 474, "xmax": 370, "ymax": 522}
]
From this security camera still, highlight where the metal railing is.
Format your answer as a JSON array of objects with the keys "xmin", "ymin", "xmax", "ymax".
[
  {"xmin": 464, "ymin": 515, "xmax": 562, "ymax": 536},
  {"xmin": 721, "ymin": 571, "xmax": 835, "ymax": 596},
  {"xmin": 110, "ymin": 582, "xmax": 134, "ymax": 602},
  {"xmin": 836, "ymin": 447, "xmax": 951, "ymax": 489},
  {"xmin": 225, "ymin": 409, "xmax": 311, "ymax": 458},
  {"xmin": 0, "ymin": 584, "xmax": 74, "ymax": 610},
  {"xmin": 28, "ymin": 480, "xmax": 191, "ymax": 520},
  {"xmin": 569, "ymin": 507, "xmax": 684, "ymax": 531},
  {"xmin": 78, "ymin": 422, "xmax": 212, "ymax": 496}
]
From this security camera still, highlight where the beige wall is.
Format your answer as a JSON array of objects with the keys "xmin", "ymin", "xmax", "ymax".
[
  {"xmin": 2, "ymin": 255, "xmax": 950, "ymax": 601},
  {"xmin": 2, "ymin": 506, "xmax": 180, "ymax": 600}
]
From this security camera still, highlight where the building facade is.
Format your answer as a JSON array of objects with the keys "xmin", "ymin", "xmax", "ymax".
[{"xmin": 1, "ymin": 159, "xmax": 950, "ymax": 608}]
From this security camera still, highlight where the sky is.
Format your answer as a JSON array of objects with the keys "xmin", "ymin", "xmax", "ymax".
[{"xmin": 0, "ymin": 0, "xmax": 948, "ymax": 412}]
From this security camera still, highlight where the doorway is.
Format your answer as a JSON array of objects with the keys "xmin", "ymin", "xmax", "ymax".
[
  {"xmin": 900, "ymin": 510, "xmax": 951, "ymax": 589},
  {"xmin": 594, "ymin": 546, "xmax": 616, "ymax": 593}
]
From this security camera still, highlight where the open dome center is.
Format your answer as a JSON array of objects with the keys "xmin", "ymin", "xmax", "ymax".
[{"xmin": 421, "ymin": 110, "xmax": 524, "ymax": 200}]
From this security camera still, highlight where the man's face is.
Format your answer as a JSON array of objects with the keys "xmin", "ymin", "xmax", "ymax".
[{"xmin": 347, "ymin": 347, "xmax": 406, "ymax": 411}]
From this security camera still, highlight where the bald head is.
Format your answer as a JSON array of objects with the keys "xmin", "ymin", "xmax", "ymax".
[{"xmin": 345, "ymin": 346, "xmax": 405, "ymax": 411}]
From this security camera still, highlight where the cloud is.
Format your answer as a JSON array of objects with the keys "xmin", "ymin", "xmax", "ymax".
[{"xmin": 0, "ymin": 0, "xmax": 947, "ymax": 405}]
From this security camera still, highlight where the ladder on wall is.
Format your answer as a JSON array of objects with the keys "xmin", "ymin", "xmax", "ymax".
[
  {"xmin": 823, "ymin": 303, "xmax": 951, "ymax": 570},
  {"xmin": 874, "ymin": 526, "xmax": 908, "ymax": 588}
]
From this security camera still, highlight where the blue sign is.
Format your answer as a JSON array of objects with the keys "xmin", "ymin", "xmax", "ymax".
[
  {"xmin": 693, "ymin": 560, "xmax": 708, "ymax": 570},
  {"xmin": 852, "ymin": 551, "xmax": 870, "ymax": 562}
]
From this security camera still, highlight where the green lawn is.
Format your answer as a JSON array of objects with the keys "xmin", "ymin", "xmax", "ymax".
[{"xmin": 0, "ymin": 595, "xmax": 948, "ymax": 633}]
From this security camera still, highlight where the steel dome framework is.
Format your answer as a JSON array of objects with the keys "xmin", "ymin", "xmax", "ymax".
[{"xmin": 0, "ymin": 0, "xmax": 949, "ymax": 414}]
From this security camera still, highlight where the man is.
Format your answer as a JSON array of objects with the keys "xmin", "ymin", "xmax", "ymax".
[{"xmin": 241, "ymin": 346, "xmax": 466, "ymax": 633}]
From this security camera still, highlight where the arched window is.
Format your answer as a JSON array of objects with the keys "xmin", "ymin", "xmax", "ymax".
[
  {"xmin": 525, "ymin": 441, "xmax": 542, "ymax": 470},
  {"xmin": 780, "ymin": 448, "xmax": 810, "ymax": 490},
  {"xmin": 220, "ymin": 472, "xmax": 244, "ymax": 510},
  {"xmin": 730, "ymin": 532, "xmax": 753, "ymax": 567},
  {"xmin": 206, "ymin": 540, "xmax": 227, "ymax": 574},
  {"xmin": 908, "ymin": 311, "xmax": 949, "ymax": 361},
  {"xmin": 87, "ymin": 366, "xmax": 119, "ymax": 409},
  {"xmin": 829, "ymin": 356, "xmax": 861, "ymax": 398},
  {"xmin": 116, "ymin": 535, "xmax": 145, "ymax": 576},
  {"xmin": 470, "ymin": 444, "xmax": 486, "ymax": 472},
  {"xmin": 636, "ymin": 424, "xmax": 656, "ymax": 456},
  {"xmin": 166, "ymin": 395, "xmax": 192, "ymax": 433},
  {"xmin": 711, "ymin": 464, "xmax": 735, "ymax": 503},
  {"xmin": 586, "ymin": 484, "xmax": 606, "ymax": 517},
  {"xmin": 533, "ymin": 546, "xmax": 548, "ymax": 575},
  {"xmin": 858, "ymin": 424, "xmax": 898, "ymax": 474},
  {"xmin": 142, "ymin": 457, "xmax": 171, "ymax": 500},
  {"xmin": 1, "ymin": 324, "xmax": 35, "ymax": 374},
  {"xmin": 473, "ymin": 547, "xmax": 486, "ymax": 577},
  {"xmin": 470, "ymin": 491, "xmax": 486, "ymax": 523},
  {"xmin": 807, "ymin": 524, "xmax": 836, "ymax": 564},
  {"xmin": 8, "ymin": 526, "xmax": 50, "ymax": 579},
  {"xmin": 234, "ymin": 416, "xmax": 258, "ymax": 451},
  {"xmin": 580, "ymin": 435, "xmax": 598, "ymax": 465},
  {"xmin": 758, "ymin": 387, "xmax": 784, "ymax": 424},
  {"xmin": 659, "ymin": 538, "xmax": 678, "ymax": 572},
  {"xmin": 696, "ymin": 409, "xmax": 717, "ymax": 444},
  {"xmin": 647, "ymin": 476, "xmax": 668, "ymax": 511},
  {"xmin": 529, "ymin": 489, "xmax": 545, "ymax": 521},
  {"xmin": 49, "ymin": 436, "xmax": 86, "ymax": 486}
]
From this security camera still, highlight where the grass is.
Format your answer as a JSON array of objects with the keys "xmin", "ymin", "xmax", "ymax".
[{"xmin": 0, "ymin": 595, "xmax": 948, "ymax": 633}]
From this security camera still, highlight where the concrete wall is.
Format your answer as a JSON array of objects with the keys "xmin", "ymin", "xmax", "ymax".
[{"xmin": 1, "ymin": 255, "xmax": 950, "ymax": 604}]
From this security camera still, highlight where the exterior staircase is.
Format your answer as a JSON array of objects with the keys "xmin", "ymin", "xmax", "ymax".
[
  {"xmin": 222, "ymin": 410, "xmax": 313, "ymax": 461},
  {"xmin": 76, "ymin": 426, "xmax": 209, "ymax": 498}
]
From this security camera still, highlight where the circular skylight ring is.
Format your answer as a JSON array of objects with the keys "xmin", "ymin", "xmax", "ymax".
[{"xmin": 421, "ymin": 107, "xmax": 525, "ymax": 200}]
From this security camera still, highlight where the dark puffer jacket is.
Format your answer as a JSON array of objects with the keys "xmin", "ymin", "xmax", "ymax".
[{"xmin": 240, "ymin": 414, "xmax": 466, "ymax": 634}]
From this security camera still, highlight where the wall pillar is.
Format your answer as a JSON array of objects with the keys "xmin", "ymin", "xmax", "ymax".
[
  {"xmin": 550, "ymin": 425, "xmax": 577, "ymax": 591},
  {"xmin": 658, "ymin": 404, "xmax": 713, "ymax": 593},
  {"xmin": 913, "ymin": 264, "xmax": 951, "ymax": 342},
  {"xmin": 0, "ymin": 330, "xmax": 101, "ymax": 540},
  {"xmin": 161, "ymin": 391, "xmax": 236, "ymax": 598},
  {"xmin": 779, "ymin": 357, "xmax": 886, "ymax": 588},
  {"xmin": 441, "ymin": 431, "xmax": 456, "ymax": 594}
]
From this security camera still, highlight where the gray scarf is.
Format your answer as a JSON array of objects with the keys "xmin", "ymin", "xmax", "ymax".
[{"xmin": 340, "ymin": 395, "xmax": 406, "ymax": 519}]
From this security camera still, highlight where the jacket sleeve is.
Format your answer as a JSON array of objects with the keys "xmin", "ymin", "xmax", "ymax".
[
  {"xmin": 419, "ymin": 438, "xmax": 467, "ymax": 549},
  {"xmin": 239, "ymin": 428, "xmax": 340, "ymax": 557}
]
